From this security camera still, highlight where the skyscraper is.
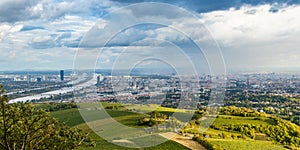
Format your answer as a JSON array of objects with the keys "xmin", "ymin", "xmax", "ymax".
[
  {"xmin": 96, "ymin": 74, "xmax": 103, "ymax": 86},
  {"xmin": 36, "ymin": 77, "xmax": 42, "ymax": 82},
  {"xmin": 97, "ymin": 75, "xmax": 100, "ymax": 85},
  {"xmin": 60, "ymin": 70, "xmax": 64, "ymax": 81}
]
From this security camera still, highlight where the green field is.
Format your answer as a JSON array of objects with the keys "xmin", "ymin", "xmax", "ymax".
[
  {"xmin": 184, "ymin": 114, "xmax": 298, "ymax": 150},
  {"xmin": 213, "ymin": 115, "xmax": 276, "ymax": 126},
  {"xmin": 77, "ymin": 123, "xmax": 189, "ymax": 150},
  {"xmin": 51, "ymin": 108, "xmax": 85, "ymax": 126},
  {"xmin": 207, "ymin": 139, "xmax": 286, "ymax": 150},
  {"xmin": 49, "ymin": 102, "xmax": 300, "ymax": 150},
  {"xmin": 78, "ymin": 131, "xmax": 189, "ymax": 150},
  {"xmin": 51, "ymin": 107, "xmax": 146, "ymax": 127},
  {"xmin": 50, "ymin": 104, "xmax": 190, "ymax": 150}
]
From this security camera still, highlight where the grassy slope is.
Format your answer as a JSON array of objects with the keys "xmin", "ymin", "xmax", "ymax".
[
  {"xmin": 51, "ymin": 107, "xmax": 190, "ymax": 150},
  {"xmin": 214, "ymin": 115, "xmax": 276, "ymax": 126},
  {"xmin": 77, "ymin": 123, "xmax": 189, "ymax": 150},
  {"xmin": 50, "ymin": 108, "xmax": 145, "ymax": 127},
  {"xmin": 51, "ymin": 108, "xmax": 84, "ymax": 127},
  {"xmin": 78, "ymin": 131, "xmax": 189, "ymax": 150},
  {"xmin": 190, "ymin": 115, "xmax": 290, "ymax": 150},
  {"xmin": 50, "ymin": 103, "xmax": 297, "ymax": 150},
  {"xmin": 207, "ymin": 139, "xmax": 286, "ymax": 150}
]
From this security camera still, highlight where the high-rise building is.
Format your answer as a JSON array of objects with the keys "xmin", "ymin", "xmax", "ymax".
[
  {"xmin": 37, "ymin": 77, "xmax": 42, "ymax": 82},
  {"xmin": 60, "ymin": 70, "xmax": 64, "ymax": 81},
  {"xmin": 97, "ymin": 75, "xmax": 100, "ymax": 85},
  {"xmin": 96, "ymin": 74, "xmax": 103, "ymax": 85},
  {"xmin": 27, "ymin": 75, "xmax": 31, "ymax": 82}
]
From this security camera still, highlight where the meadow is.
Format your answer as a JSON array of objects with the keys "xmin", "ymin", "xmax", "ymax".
[
  {"xmin": 49, "ymin": 102, "xmax": 299, "ymax": 150},
  {"xmin": 50, "ymin": 105, "xmax": 190, "ymax": 149},
  {"xmin": 207, "ymin": 139, "xmax": 286, "ymax": 150}
]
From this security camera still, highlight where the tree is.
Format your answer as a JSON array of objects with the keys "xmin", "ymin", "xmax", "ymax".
[{"xmin": 0, "ymin": 85, "xmax": 94, "ymax": 149}]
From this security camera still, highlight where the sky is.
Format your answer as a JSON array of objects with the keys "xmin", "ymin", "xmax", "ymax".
[{"xmin": 0, "ymin": 0, "xmax": 299, "ymax": 73}]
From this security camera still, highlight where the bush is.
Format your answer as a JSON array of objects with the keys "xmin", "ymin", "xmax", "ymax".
[{"xmin": 193, "ymin": 135, "xmax": 223, "ymax": 150}]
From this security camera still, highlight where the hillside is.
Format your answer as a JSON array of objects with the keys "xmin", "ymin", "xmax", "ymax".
[
  {"xmin": 48, "ymin": 103, "xmax": 300, "ymax": 150},
  {"xmin": 50, "ymin": 106, "xmax": 190, "ymax": 149}
]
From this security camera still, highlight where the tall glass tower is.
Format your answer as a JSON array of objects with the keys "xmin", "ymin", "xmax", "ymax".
[{"xmin": 60, "ymin": 70, "xmax": 64, "ymax": 81}]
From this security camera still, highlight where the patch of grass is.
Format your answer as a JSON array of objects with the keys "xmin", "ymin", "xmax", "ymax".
[
  {"xmin": 78, "ymin": 131, "xmax": 134, "ymax": 150},
  {"xmin": 206, "ymin": 139, "xmax": 287, "ymax": 150},
  {"xmin": 212, "ymin": 115, "xmax": 275, "ymax": 126},
  {"xmin": 113, "ymin": 113, "xmax": 146, "ymax": 128},
  {"xmin": 51, "ymin": 108, "xmax": 84, "ymax": 127},
  {"xmin": 51, "ymin": 108, "xmax": 146, "ymax": 127},
  {"xmin": 124, "ymin": 104, "xmax": 187, "ymax": 113},
  {"xmin": 205, "ymin": 128, "xmax": 244, "ymax": 138},
  {"xmin": 77, "ymin": 123, "xmax": 190, "ymax": 150}
]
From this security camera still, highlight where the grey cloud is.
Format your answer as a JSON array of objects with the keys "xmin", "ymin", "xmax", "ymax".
[
  {"xmin": 0, "ymin": 0, "xmax": 116, "ymax": 23},
  {"xmin": 29, "ymin": 36, "xmax": 55, "ymax": 49},
  {"xmin": 39, "ymin": 0, "xmax": 119, "ymax": 21},
  {"xmin": 128, "ymin": 3, "xmax": 191, "ymax": 19},
  {"xmin": 56, "ymin": 29, "xmax": 75, "ymax": 32},
  {"xmin": 0, "ymin": 0, "xmax": 40, "ymax": 22},
  {"xmin": 28, "ymin": 32, "xmax": 81, "ymax": 48},
  {"xmin": 110, "ymin": 0, "xmax": 300, "ymax": 13},
  {"xmin": 55, "ymin": 32, "xmax": 72, "ymax": 46},
  {"xmin": 20, "ymin": 25, "xmax": 45, "ymax": 31}
]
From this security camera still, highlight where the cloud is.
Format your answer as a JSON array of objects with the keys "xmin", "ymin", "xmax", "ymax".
[
  {"xmin": 0, "ymin": 0, "xmax": 115, "ymax": 70},
  {"xmin": 0, "ymin": 0, "xmax": 118, "ymax": 23},
  {"xmin": 20, "ymin": 25, "xmax": 45, "ymax": 31},
  {"xmin": 69, "ymin": 3, "xmax": 293, "ymax": 73},
  {"xmin": 0, "ymin": 0, "xmax": 40, "ymax": 22},
  {"xmin": 0, "ymin": 24, "xmax": 23, "ymax": 42},
  {"xmin": 196, "ymin": 4, "xmax": 300, "ymax": 71},
  {"xmin": 37, "ymin": 0, "xmax": 120, "ymax": 21},
  {"xmin": 199, "ymin": 4, "xmax": 300, "ymax": 45},
  {"xmin": 109, "ymin": 0, "xmax": 300, "ymax": 13},
  {"xmin": 0, "ymin": 0, "xmax": 299, "ymax": 72},
  {"xmin": 30, "ymin": 36, "xmax": 55, "ymax": 49}
]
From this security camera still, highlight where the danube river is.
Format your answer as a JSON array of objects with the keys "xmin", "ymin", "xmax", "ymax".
[{"xmin": 9, "ymin": 75, "xmax": 96, "ymax": 103}]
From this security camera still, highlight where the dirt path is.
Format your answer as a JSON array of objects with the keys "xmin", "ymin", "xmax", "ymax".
[{"xmin": 160, "ymin": 132, "xmax": 207, "ymax": 150}]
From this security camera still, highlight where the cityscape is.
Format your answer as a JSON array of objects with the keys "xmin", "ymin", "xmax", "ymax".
[
  {"xmin": 2, "ymin": 70, "xmax": 300, "ymax": 119},
  {"xmin": 1, "ymin": 69, "xmax": 300, "ymax": 149},
  {"xmin": 0, "ymin": 0, "xmax": 300, "ymax": 150}
]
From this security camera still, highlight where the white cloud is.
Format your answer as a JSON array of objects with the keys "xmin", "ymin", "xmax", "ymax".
[
  {"xmin": 199, "ymin": 4, "xmax": 300, "ymax": 46},
  {"xmin": 30, "ymin": 36, "xmax": 55, "ymax": 49},
  {"xmin": 194, "ymin": 4, "xmax": 300, "ymax": 71},
  {"xmin": 0, "ymin": 24, "xmax": 23, "ymax": 42}
]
